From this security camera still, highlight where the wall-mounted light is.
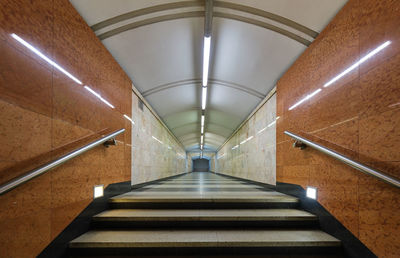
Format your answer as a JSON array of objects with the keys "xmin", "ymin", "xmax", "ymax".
[
  {"xmin": 201, "ymin": 115, "xmax": 205, "ymax": 127},
  {"xmin": 152, "ymin": 136, "xmax": 163, "ymax": 144},
  {"xmin": 93, "ymin": 185, "xmax": 104, "ymax": 199},
  {"xmin": 232, "ymin": 145, "xmax": 239, "ymax": 150},
  {"xmin": 202, "ymin": 36, "xmax": 211, "ymax": 86},
  {"xmin": 123, "ymin": 114, "xmax": 135, "ymax": 124},
  {"xmin": 84, "ymin": 86, "xmax": 115, "ymax": 109},
  {"xmin": 201, "ymin": 125, "xmax": 204, "ymax": 134},
  {"xmin": 306, "ymin": 186, "xmax": 317, "ymax": 200},
  {"xmin": 324, "ymin": 41, "xmax": 391, "ymax": 87},
  {"xmin": 288, "ymin": 88, "xmax": 321, "ymax": 111},
  {"xmin": 202, "ymin": 86, "xmax": 208, "ymax": 110},
  {"xmin": 200, "ymin": 135, "xmax": 204, "ymax": 144},
  {"xmin": 240, "ymin": 136, "xmax": 254, "ymax": 145},
  {"xmin": 11, "ymin": 33, "xmax": 82, "ymax": 85}
]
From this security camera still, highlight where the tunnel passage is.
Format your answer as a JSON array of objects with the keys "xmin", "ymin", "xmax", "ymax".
[{"xmin": 192, "ymin": 158, "xmax": 210, "ymax": 172}]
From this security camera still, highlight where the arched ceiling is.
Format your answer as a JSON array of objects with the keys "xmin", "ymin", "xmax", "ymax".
[{"xmin": 70, "ymin": 0, "xmax": 347, "ymax": 152}]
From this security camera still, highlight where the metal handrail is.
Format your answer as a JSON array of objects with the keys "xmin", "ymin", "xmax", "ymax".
[
  {"xmin": 0, "ymin": 128, "xmax": 125, "ymax": 195},
  {"xmin": 284, "ymin": 131, "xmax": 400, "ymax": 188}
]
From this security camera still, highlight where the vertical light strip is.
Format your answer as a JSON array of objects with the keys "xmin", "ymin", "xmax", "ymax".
[
  {"xmin": 201, "ymin": 86, "xmax": 207, "ymax": 110},
  {"xmin": 201, "ymin": 135, "xmax": 204, "ymax": 144},
  {"xmin": 202, "ymin": 36, "xmax": 211, "ymax": 86},
  {"xmin": 201, "ymin": 126, "xmax": 204, "ymax": 134},
  {"xmin": 201, "ymin": 115, "xmax": 205, "ymax": 127},
  {"xmin": 11, "ymin": 33, "xmax": 82, "ymax": 85},
  {"xmin": 324, "ymin": 41, "xmax": 391, "ymax": 87}
]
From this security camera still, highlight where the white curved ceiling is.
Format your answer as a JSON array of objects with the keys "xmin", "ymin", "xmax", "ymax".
[{"xmin": 70, "ymin": 0, "xmax": 346, "ymax": 152}]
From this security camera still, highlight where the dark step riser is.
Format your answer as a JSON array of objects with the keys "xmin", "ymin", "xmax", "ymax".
[
  {"xmin": 109, "ymin": 202, "xmax": 299, "ymax": 209},
  {"xmin": 91, "ymin": 220, "xmax": 319, "ymax": 229},
  {"xmin": 68, "ymin": 246, "xmax": 344, "ymax": 257}
]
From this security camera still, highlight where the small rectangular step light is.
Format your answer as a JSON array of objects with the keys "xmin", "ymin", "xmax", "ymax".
[
  {"xmin": 306, "ymin": 186, "xmax": 317, "ymax": 200},
  {"xmin": 94, "ymin": 185, "xmax": 104, "ymax": 199}
]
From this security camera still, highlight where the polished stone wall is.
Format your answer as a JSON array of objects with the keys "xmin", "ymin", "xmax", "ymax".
[
  {"xmin": 131, "ymin": 94, "xmax": 186, "ymax": 184},
  {"xmin": 217, "ymin": 94, "xmax": 276, "ymax": 185},
  {"xmin": 0, "ymin": 0, "xmax": 132, "ymax": 257},
  {"xmin": 276, "ymin": 0, "xmax": 400, "ymax": 257}
]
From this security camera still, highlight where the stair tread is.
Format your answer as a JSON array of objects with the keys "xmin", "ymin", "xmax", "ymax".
[
  {"xmin": 110, "ymin": 192, "xmax": 298, "ymax": 203},
  {"xmin": 93, "ymin": 209, "xmax": 317, "ymax": 221},
  {"xmin": 70, "ymin": 229, "xmax": 340, "ymax": 248}
]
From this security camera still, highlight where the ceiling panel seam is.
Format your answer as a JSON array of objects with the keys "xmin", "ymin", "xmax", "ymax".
[{"xmin": 142, "ymin": 78, "xmax": 265, "ymax": 99}]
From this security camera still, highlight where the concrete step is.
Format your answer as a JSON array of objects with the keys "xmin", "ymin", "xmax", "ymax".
[
  {"xmin": 69, "ymin": 229, "xmax": 341, "ymax": 256},
  {"xmin": 109, "ymin": 192, "xmax": 299, "ymax": 209},
  {"xmin": 92, "ymin": 209, "xmax": 318, "ymax": 228}
]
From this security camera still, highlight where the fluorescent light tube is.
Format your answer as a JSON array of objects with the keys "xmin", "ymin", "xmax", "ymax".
[
  {"xmin": 201, "ymin": 115, "xmax": 205, "ymax": 127},
  {"xmin": 288, "ymin": 88, "xmax": 321, "ymax": 111},
  {"xmin": 200, "ymin": 135, "xmax": 204, "ymax": 144},
  {"xmin": 201, "ymin": 125, "xmax": 204, "ymax": 134},
  {"xmin": 84, "ymin": 86, "xmax": 115, "ymax": 109},
  {"xmin": 324, "ymin": 41, "xmax": 391, "ymax": 87},
  {"xmin": 202, "ymin": 86, "xmax": 207, "ymax": 110},
  {"xmin": 202, "ymin": 36, "xmax": 211, "ymax": 86},
  {"xmin": 123, "ymin": 114, "xmax": 135, "ymax": 124},
  {"xmin": 11, "ymin": 33, "xmax": 82, "ymax": 85}
]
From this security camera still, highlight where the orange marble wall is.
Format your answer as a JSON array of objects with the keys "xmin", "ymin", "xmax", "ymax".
[
  {"xmin": 0, "ymin": 0, "xmax": 132, "ymax": 257},
  {"xmin": 276, "ymin": 0, "xmax": 400, "ymax": 257}
]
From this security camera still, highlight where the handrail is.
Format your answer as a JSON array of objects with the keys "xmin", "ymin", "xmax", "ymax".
[
  {"xmin": 284, "ymin": 131, "xmax": 400, "ymax": 188},
  {"xmin": 0, "ymin": 128, "xmax": 125, "ymax": 195}
]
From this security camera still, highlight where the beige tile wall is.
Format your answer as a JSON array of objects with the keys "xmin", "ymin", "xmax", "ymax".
[
  {"xmin": 217, "ymin": 94, "xmax": 276, "ymax": 185},
  {"xmin": 131, "ymin": 93, "xmax": 186, "ymax": 184}
]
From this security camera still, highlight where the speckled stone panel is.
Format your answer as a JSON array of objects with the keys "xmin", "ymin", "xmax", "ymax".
[
  {"xmin": 276, "ymin": 0, "xmax": 400, "ymax": 257},
  {"xmin": 0, "ymin": 0, "xmax": 132, "ymax": 257}
]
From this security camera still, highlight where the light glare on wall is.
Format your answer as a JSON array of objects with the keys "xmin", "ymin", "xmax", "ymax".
[
  {"xmin": 94, "ymin": 185, "xmax": 104, "ymax": 199},
  {"xmin": 11, "ymin": 33, "xmax": 82, "ymax": 85},
  {"xmin": 123, "ymin": 114, "xmax": 135, "ymax": 124},
  {"xmin": 288, "ymin": 88, "xmax": 321, "ymax": 111},
  {"xmin": 306, "ymin": 186, "xmax": 317, "ymax": 200},
  {"xmin": 324, "ymin": 41, "xmax": 391, "ymax": 87},
  {"xmin": 84, "ymin": 86, "xmax": 115, "ymax": 109}
]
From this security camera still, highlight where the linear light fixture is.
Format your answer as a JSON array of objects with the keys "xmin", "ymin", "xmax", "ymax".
[
  {"xmin": 240, "ymin": 136, "xmax": 254, "ymax": 145},
  {"xmin": 232, "ymin": 145, "xmax": 239, "ymax": 150},
  {"xmin": 201, "ymin": 125, "xmax": 204, "ymax": 134},
  {"xmin": 152, "ymin": 136, "xmax": 163, "ymax": 144},
  {"xmin": 288, "ymin": 88, "xmax": 321, "ymax": 111},
  {"xmin": 202, "ymin": 86, "xmax": 208, "ymax": 110},
  {"xmin": 200, "ymin": 144, "xmax": 203, "ymax": 150},
  {"xmin": 202, "ymin": 36, "xmax": 211, "ymax": 86},
  {"xmin": 84, "ymin": 86, "xmax": 115, "ymax": 108},
  {"xmin": 11, "ymin": 33, "xmax": 82, "ymax": 85},
  {"xmin": 324, "ymin": 41, "xmax": 391, "ymax": 87},
  {"xmin": 217, "ymin": 153, "xmax": 225, "ymax": 159},
  {"xmin": 123, "ymin": 114, "xmax": 135, "ymax": 124},
  {"xmin": 201, "ymin": 115, "xmax": 205, "ymax": 127},
  {"xmin": 200, "ymin": 135, "xmax": 204, "ymax": 144}
]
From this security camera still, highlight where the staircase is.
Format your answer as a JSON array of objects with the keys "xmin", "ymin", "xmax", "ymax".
[{"xmin": 69, "ymin": 172, "xmax": 343, "ymax": 257}]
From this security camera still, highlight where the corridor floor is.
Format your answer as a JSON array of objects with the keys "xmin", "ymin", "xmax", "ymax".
[{"xmin": 69, "ymin": 172, "xmax": 342, "ymax": 257}]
